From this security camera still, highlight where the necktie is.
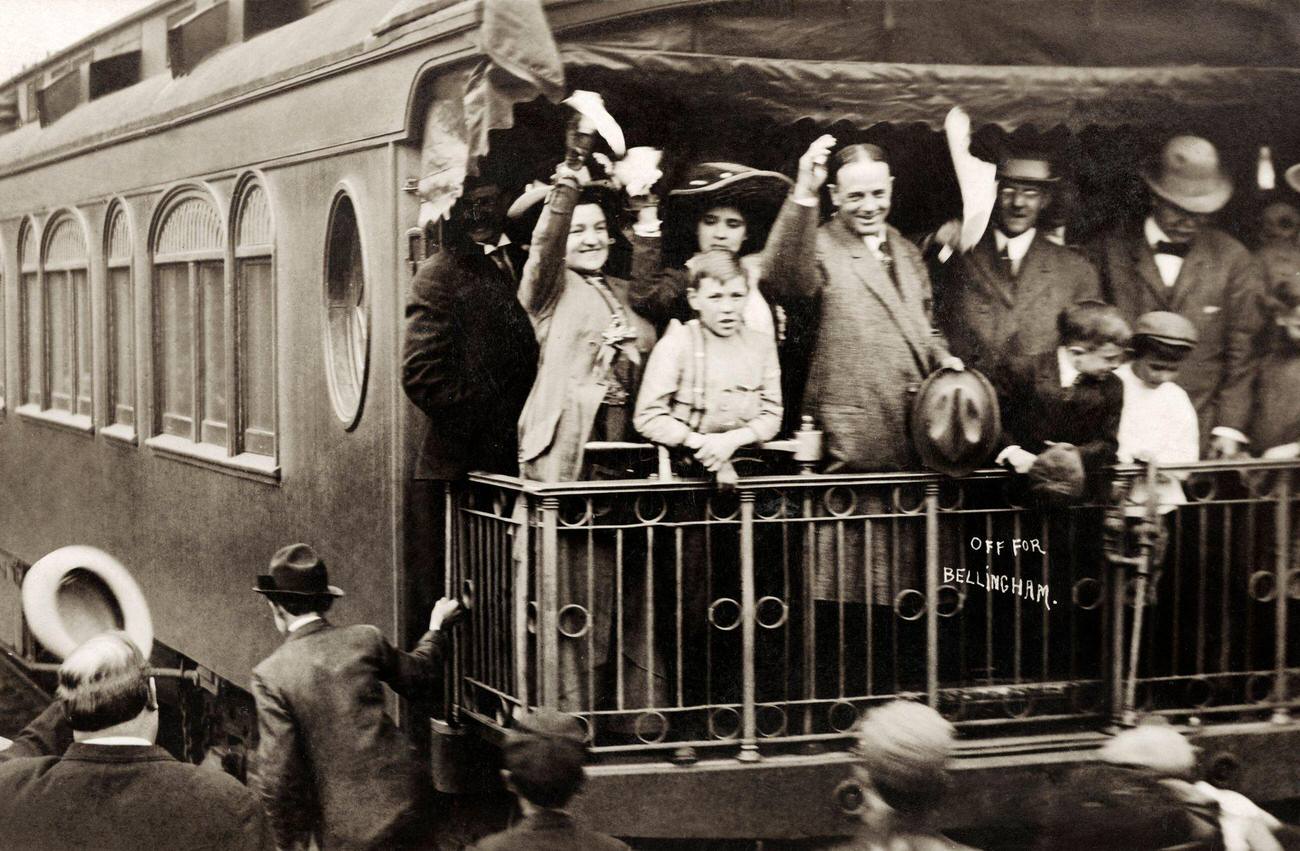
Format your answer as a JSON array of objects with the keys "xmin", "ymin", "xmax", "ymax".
[
  {"xmin": 1154, "ymin": 240, "xmax": 1190, "ymax": 258},
  {"xmin": 489, "ymin": 249, "xmax": 516, "ymax": 282},
  {"xmin": 998, "ymin": 244, "xmax": 1015, "ymax": 280}
]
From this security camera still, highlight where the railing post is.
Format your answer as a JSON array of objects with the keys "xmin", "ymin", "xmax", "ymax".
[
  {"xmin": 801, "ymin": 489, "xmax": 816, "ymax": 735},
  {"xmin": 1108, "ymin": 541, "xmax": 1127, "ymax": 728},
  {"xmin": 1273, "ymin": 472, "xmax": 1292, "ymax": 724},
  {"xmin": 514, "ymin": 491, "xmax": 532, "ymax": 709},
  {"xmin": 925, "ymin": 482, "xmax": 940, "ymax": 709},
  {"xmin": 539, "ymin": 496, "xmax": 561, "ymax": 708},
  {"xmin": 739, "ymin": 490, "xmax": 760, "ymax": 762},
  {"xmin": 444, "ymin": 482, "xmax": 461, "ymax": 723}
]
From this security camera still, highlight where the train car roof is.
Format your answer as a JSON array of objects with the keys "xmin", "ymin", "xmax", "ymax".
[{"xmin": 1, "ymin": 0, "xmax": 1299, "ymax": 175}]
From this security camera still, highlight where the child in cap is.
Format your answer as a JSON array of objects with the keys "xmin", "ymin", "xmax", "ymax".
[
  {"xmin": 995, "ymin": 301, "xmax": 1130, "ymax": 503},
  {"xmin": 470, "ymin": 709, "xmax": 628, "ymax": 851},
  {"xmin": 1250, "ymin": 278, "xmax": 1300, "ymax": 461},
  {"xmin": 633, "ymin": 249, "xmax": 783, "ymax": 487},
  {"xmin": 1116, "ymin": 310, "xmax": 1201, "ymax": 515}
]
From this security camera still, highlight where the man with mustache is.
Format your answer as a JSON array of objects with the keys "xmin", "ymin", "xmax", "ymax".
[
  {"xmin": 933, "ymin": 151, "xmax": 1102, "ymax": 379},
  {"xmin": 1090, "ymin": 135, "xmax": 1268, "ymax": 457}
]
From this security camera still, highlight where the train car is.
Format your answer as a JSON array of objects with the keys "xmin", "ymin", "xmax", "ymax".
[{"xmin": 0, "ymin": 0, "xmax": 1299, "ymax": 843}]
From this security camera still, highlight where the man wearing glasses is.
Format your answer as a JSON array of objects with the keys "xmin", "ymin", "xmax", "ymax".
[
  {"xmin": 1091, "ymin": 135, "xmax": 1268, "ymax": 457},
  {"xmin": 933, "ymin": 150, "xmax": 1102, "ymax": 380}
]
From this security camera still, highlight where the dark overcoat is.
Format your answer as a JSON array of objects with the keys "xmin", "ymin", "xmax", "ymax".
[
  {"xmin": 763, "ymin": 198, "xmax": 949, "ymax": 471},
  {"xmin": 469, "ymin": 809, "xmax": 630, "ymax": 851},
  {"xmin": 402, "ymin": 244, "xmax": 538, "ymax": 479},
  {"xmin": 250, "ymin": 620, "xmax": 446, "ymax": 850},
  {"xmin": 1090, "ymin": 222, "xmax": 1267, "ymax": 439},
  {"xmin": 0, "ymin": 742, "xmax": 268, "ymax": 850},
  {"xmin": 934, "ymin": 229, "xmax": 1101, "ymax": 376}
]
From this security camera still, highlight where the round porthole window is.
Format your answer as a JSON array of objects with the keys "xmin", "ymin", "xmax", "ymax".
[{"xmin": 323, "ymin": 192, "xmax": 369, "ymax": 428}]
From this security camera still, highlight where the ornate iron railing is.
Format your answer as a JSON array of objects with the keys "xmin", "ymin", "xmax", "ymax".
[{"xmin": 445, "ymin": 458, "xmax": 1300, "ymax": 760}]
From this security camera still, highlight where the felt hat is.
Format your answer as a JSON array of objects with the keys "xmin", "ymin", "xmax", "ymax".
[
  {"xmin": 662, "ymin": 162, "xmax": 792, "ymax": 266},
  {"xmin": 1098, "ymin": 725, "xmax": 1198, "ymax": 779},
  {"xmin": 503, "ymin": 708, "xmax": 588, "ymax": 786},
  {"xmin": 1026, "ymin": 443, "xmax": 1087, "ymax": 507},
  {"xmin": 910, "ymin": 367, "xmax": 1001, "ymax": 478},
  {"xmin": 1141, "ymin": 135, "xmax": 1233, "ymax": 214},
  {"xmin": 996, "ymin": 153, "xmax": 1058, "ymax": 185},
  {"xmin": 853, "ymin": 700, "xmax": 955, "ymax": 815},
  {"xmin": 1132, "ymin": 311, "xmax": 1199, "ymax": 348},
  {"xmin": 254, "ymin": 543, "xmax": 344, "ymax": 598},
  {"xmin": 1286, "ymin": 162, "xmax": 1300, "ymax": 195}
]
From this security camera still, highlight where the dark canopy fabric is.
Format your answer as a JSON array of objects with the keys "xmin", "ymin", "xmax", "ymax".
[{"xmin": 561, "ymin": 45, "xmax": 1300, "ymax": 133}]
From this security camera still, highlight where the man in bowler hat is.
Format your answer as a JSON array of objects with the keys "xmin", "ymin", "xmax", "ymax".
[
  {"xmin": 933, "ymin": 150, "xmax": 1102, "ymax": 378},
  {"xmin": 469, "ymin": 709, "xmax": 628, "ymax": 850},
  {"xmin": 250, "ymin": 543, "xmax": 463, "ymax": 850},
  {"xmin": 1090, "ymin": 135, "xmax": 1268, "ymax": 456}
]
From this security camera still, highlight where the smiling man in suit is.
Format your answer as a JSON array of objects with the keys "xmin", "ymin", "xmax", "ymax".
[
  {"xmin": 933, "ymin": 151, "xmax": 1102, "ymax": 378},
  {"xmin": 763, "ymin": 135, "xmax": 962, "ymax": 472},
  {"xmin": 1091, "ymin": 135, "xmax": 1268, "ymax": 457}
]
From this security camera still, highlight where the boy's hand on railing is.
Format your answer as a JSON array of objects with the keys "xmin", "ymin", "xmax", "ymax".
[
  {"xmin": 996, "ymin": 446, "xmax": 1038, "ymax": 474},
  {"xmin": 1263, "ymin": 442, "xmax": 1300, "ymax": 461},
  {"xmin": 694, "ymin": 430, "xmax": 751, "ymax": 472},
  {"xmin": 429, "ymin": 597, "xmax": 464, "ymax": 632}
]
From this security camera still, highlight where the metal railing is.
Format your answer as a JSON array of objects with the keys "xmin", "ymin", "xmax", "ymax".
[{"xmin": 445, "ymin": 457, "xmax": 1300, "ymax": 759}]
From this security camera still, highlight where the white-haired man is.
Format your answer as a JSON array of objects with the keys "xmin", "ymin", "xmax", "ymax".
[{"xmin": 0, "ymin": 631, "xmax": 269, "ymax": 850}]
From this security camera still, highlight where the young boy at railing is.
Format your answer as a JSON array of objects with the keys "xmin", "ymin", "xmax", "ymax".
[
  {"xmin": 1116, "ymin": 311, "xmax": 1201, "ymax": 515},
  {"xmin": 995, "ymin": 300, "xmax": 1131, "ymax": 504},
  {"xmin": 633, "ymin": 250, "xmax": 783, "ymax": 488}
]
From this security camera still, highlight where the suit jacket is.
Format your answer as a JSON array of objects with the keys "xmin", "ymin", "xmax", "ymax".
[
  {"xmin": 934, "ymin": 228, "xmax": 1101, "ymax": 376},
  {"xmin": 995, "ymin": 350, "xmax": 1122, "ymax": 473},
  {"xmin": 0, "ymin": 742, "xmax": 268, "ymax": 850},
  {"xmin": 402, "ymin": 243, "xmax": 538, "ymax": 479},
  {"xmin": 762, "ymin": 198, "xmax": 949, "ymax": 471},
  {"xmin": 0, "ymin": 699, "xmax": 72, "ymax": 762},
  {"xmin": 469, "ymin": 809, "xmax": 629, "ymax": 851},
  {"xmin": 250, "ymin": 620, "xmax": 446, "ymax": 851},
  {"xmin": 517, "ymin": 179, "xmax": 657, "ymax": 483},
  {"xmin": 1090, "ymin": 221, "xmax": 1267, "ymax": 436}
]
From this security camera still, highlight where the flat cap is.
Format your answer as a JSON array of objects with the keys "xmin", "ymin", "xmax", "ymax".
[{"xmin": 1132, "ymin": 311, "xmax": 1199, "ymax": 348}]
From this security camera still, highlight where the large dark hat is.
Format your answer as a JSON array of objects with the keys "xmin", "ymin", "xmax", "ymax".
[
  {"xmin": 503, "ymin": 708, "xmax": 588, "ymax": 787},
  {"xmin": 662, "ymin": 162, "xmax": 792, "ymax": 266},
  {"xmin": 910, "ymin": 367, "xmax": 1001, "ymax": 478},
  {"xmin": 1141, "ymin": 135, "xmax": 1232, "ymax": 214},
  {"xmin": 1026, "ymin": 443, "xmax": 1087, "ymax": 507},
  {"xmin": 254, "ymin": 543, "xmax": 345, "ymax": 598}
]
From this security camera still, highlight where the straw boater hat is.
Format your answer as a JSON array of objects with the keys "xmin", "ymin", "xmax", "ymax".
[
  {"xmin": 996, "ymin": 152, "xmax": 1059, "ymax": 186},
  {"xmin": 1141, "ymin": 135, "xmax": 1233, "ymax": 214},
  {"xmin": 662, "ymin": 162, "xmax": 792, "ymax": 266},
  {"xmin": 254, "ymin": 543, "xmax": 345, "ymax": 599}
]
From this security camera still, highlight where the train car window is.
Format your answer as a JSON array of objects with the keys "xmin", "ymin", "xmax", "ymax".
[
  {"xmin": 168, "ymin": 3, "xmax": 229, "ymax": 77},
  {"xmin": 37, "ymin": 214, "xmax": 92, "ymax": 426},
  {"xmin": 244, "ymin": 0, "xmax": 308, "ymax": 40},
  {"xmin": 106, "ymin": 206, "xmax": 135, "ymax": 434},
  {"xmin": 18, "ymin": 221, "xmax": 39, "ymax": 408},
  {"xmin": 234, "ymin": 181, "xmax": 276, "ymax": 458},
  {"xmin": 89, "ymin": 51, "xmax": 142, "ymax": 101},
  {"xmin": 323, "ymin": 192, "xmax": 368, "ymax": 429},
  {"xmin": 152, "ymin": 193, "xmax": 224, "ymax": 446}
]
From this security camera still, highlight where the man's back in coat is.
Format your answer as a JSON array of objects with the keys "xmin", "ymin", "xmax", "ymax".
[
  {"xmin": 0, "ymin": 741, "xmax": 268, "ymax": 851},
  {"xmin": 250, "ymin": 620, "xmax": 446, "ymax": 850}
]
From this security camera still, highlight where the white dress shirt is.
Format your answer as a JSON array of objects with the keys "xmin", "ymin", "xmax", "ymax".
[
  {"xmin": 1056, "ymin": 346, "xmax": 1079, "ymax": 389},
  {"xmin": 994, "ymin": 228, "xmax": 1037, "ymax": 277},
  {"xmin": 287, "ymin": 613, "xmax": 322, "ymax": 633},
  {"xmin": 81, "ymin": 736, "xmax": 153, "ymax": 746},
  {"xmin": 1144, "ymin": 217, "xmax": 1184, "ymax": 287}
]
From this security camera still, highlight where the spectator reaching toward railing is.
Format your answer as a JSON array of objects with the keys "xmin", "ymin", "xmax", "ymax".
[{"xmin": 633, "ymin": 250, "xmax": 783, "ymax": 488}]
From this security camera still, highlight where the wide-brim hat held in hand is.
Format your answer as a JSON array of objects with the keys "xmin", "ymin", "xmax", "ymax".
[
  {"xmin": 910, "ymin": 367, "xmax": 1001, "ymax": 478},
  {"xmin": 254, "ymin": 543, "xmax": 345, "ymax": 598},
  {"xmin": 1026, "ymin": 443, "xmax": 1087, "ymax": 507},
  {"xmin": 1141, "ymin": 135, "xmax": 1232, "ymax": 215},
  {"xmin": 662, "ymin": 162, "xmax": 792, "ymax": 265}
]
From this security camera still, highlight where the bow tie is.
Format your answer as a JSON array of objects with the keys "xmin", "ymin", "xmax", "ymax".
[{"xmin": 1153, "ymin": 240, "xmax": 1190, "ymax": 258}]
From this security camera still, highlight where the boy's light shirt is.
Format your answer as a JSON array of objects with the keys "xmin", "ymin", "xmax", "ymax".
[{"xmin": 1116, "ymin": 362, "xmax": 1199, "ymax": 516}]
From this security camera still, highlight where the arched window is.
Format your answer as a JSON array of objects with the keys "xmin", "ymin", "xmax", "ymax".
[
  {"xmin": 106, "ymin": 204, "xmax": 135, "ymax": 432},
  {"xmin": 152, "ymin": 191, "xmax": 224, "ymax": 445},
  {"xmin": 323, "ymin": 191, "xmax": 368, "ymax": 428},
  {"xmin": 18, "ymin": 220, "xmax": 38, "ymax": 409},
  {"xmin": 36, "ymin": 213, "xmax": 92, "ymax": 422},
  {"xmin": 233, "ymin": 179, "xmax": 275, "ymax": 458}
]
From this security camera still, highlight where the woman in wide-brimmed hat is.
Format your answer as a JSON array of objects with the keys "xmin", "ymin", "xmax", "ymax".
[{"xmin": 629, "ymin": 162, "xmax": 792, "ymax": 334}]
